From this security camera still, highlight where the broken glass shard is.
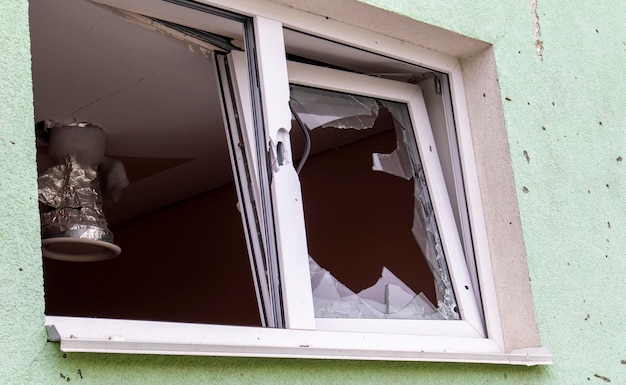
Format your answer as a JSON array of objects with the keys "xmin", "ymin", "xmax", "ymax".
[
  {"xmin": 309, "ymin": 257, "xmax": 442, "ymax": 319},
  {"xmin": 289, "ymin": 85, "xmax": 379, "ymax": 130}
]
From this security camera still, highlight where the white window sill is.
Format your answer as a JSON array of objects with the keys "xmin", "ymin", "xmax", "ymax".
[{"xmin": 46, "ymin": 316, "xmax": 552, "ymax": 365}]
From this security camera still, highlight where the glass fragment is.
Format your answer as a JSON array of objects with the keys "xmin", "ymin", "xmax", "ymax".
[{"xmin": 289, "ymin": 85, "xmax": 379, "ymax": 130}]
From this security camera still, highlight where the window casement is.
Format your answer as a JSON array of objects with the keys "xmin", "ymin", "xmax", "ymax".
[{"xmin": 35, "ymin": 0, "xmax": 551, "ymax": 365}]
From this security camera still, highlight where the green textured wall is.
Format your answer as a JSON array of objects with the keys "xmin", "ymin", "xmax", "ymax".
[
  {"xmin": 0, "ymin": 0, "xmax": 47, "ymax": 384},
  {"xmin": 1, "ymin": 0, "xmax": 624, "ymax": 383}
]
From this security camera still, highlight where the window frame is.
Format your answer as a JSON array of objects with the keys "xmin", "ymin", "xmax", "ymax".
[
  {"xmin": 282, "ymin": 60, "xmax": 484, "ymax": 337},
  {"xmin": 46, "ymin": 315, "xmax": 549, "ymax": 364},
  {"xmin": 44, "ymin": 0, "xmax": 552, "ymax": 365}
]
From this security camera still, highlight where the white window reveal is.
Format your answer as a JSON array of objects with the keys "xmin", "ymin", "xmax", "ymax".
[{"xmin": 35, "ymin": 0, "xmax": 551, "ymax": 365}]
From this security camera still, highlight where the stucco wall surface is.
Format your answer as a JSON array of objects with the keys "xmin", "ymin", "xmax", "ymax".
[
  {"xmin": 364, "ymin": 1, "xmax": 626, "ymax": 384},
  {"xmin": 1, "ymin": 0, "xmax": 625, "ymax": 384},
  {"xmin": 0, "ymin": 1, "xmax": 46, "ymax": 384}
]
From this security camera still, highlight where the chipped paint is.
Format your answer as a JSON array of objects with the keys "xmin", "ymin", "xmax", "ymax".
[
  {"xmin": 530, "ymin": 0, "xmax": 544, "ymax": 60},
  {"xmin": 594, "ymin": 373, "xmax": 611, "ymax": 383},
  {"xmin": 107, "ymin": 6, "xmax": 222, "ymax": 54}
]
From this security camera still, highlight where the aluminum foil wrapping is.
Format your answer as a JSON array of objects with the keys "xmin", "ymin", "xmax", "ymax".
[{"xmin": 38, "ymin": 154, "xmax": 114, "ymax": 242}]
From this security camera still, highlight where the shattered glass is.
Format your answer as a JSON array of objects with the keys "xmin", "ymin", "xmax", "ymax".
[
  {"xmin": 309, "ymin": 257, "xmax": 442, "ymax": 319},
  {"xmin": 289, "ymin": 86, "xmax": 379, "ymax": 130},
  {"xmin": 290, "ymin": 84, "xmax": 460, "ymax": 320}
]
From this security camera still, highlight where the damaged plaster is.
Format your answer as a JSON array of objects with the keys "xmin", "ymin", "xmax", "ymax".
[{"xmin": 530, "ymin": 0, "xmax": 544, "ymax": 60}]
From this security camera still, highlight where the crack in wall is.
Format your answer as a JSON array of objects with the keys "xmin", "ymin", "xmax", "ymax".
[
  {"xmin": 70, "ymin": 73, "xmax": 158, "ymax": 118},
  {"xmin": 86, "ymin": 16, "xmax": 105, "ymax": 37},
  {"xmin": 530, "ymin": 0, "xmax": 544, "ymax": 60}
]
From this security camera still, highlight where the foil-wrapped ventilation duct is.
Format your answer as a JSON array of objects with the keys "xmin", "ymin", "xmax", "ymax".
[{"xmin": 37, "ymin": 121, "xmax": 129, "ymax": 262}]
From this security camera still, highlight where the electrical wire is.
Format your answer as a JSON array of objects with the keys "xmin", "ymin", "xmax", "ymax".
[{"xmin": 289, "ymin": 98, "xmax": 312, "ymax": 174}]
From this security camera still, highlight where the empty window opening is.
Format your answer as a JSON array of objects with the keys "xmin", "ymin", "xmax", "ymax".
[{"xmin": 33, "ymin": 0, "xmax": 262, "ymax": 326}]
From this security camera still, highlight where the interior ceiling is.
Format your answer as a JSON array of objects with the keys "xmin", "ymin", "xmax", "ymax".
[
  {"xmin": 30, "ymin": 0, "xmax": 431, "ymax": 225},
  {"xmin": 30, "ymin": 0, "xmax": 240, "ymax": 224}
]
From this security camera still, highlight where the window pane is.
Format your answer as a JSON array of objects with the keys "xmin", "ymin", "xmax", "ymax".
[{"xmin": 289, "ymin": 85, "xmax": 460, "ymax": 320}]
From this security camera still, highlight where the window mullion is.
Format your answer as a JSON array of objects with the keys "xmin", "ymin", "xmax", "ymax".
[{"xmin": 253, "ymin": 16, "xmax": 315, "ymax": 329}]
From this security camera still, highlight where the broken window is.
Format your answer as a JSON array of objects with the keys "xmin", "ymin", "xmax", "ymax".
[
  {"xmin": 280, "ymin": 61, "xmax": 483, "ymax": 335},
  {"xmin": 37, "ymin": 0, "xmax": 535, "ymax": 362},
  {"xmin": 289, "ymin": 85, "xmax": 459, "ymax": 320}
]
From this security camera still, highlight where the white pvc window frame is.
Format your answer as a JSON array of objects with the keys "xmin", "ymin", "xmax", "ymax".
[
  {"xmin": 44, "ymin": 0, "xmax": 552, "ymax": 365},
  {"xmin": 283, "ymin": 61, "xmax": 483, "ymax": 337}
]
